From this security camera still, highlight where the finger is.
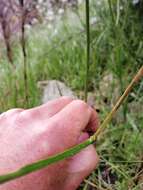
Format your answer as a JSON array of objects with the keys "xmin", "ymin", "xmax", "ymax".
[
  {"xmin": 43, "ymin": 100, "xmax": 92, "ymax": 153},
  {"xmin": 20, "ymin": 96, "xmax": 73, "ymax": 122},
  {"xmin": 84, "ymin": 107, "xmax": 100, "ymax": 135},
  {"xmin": 35, "ymin": 100, "xmax": 99, "ymax": 156},
  {"xmin": 49, "ymin": 100, "xmax": 99, "ymax": 144},
  {"xmin": 63, "ymin": 145, "xmax": 99, "ymax": 190}
]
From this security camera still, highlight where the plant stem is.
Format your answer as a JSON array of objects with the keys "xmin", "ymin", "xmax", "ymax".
[
  {"xmin": 20, "ymin": 0, "xmax": 29, "ymax": 106},
  {"xmin": 84, "ymin": 0, "xmax": 90, "ymax": 102},
  {"xmin": 90, "ymin": 66, "xmax": 143, "ymax": 142},
  {"xmin": 0, "ymin": 66, "xmax": 142, "ymax": 184},
  {"xmin": 0, "ymin": 140, "xmax": 92, "ymax": 184},
  {"xmin": 1, "ymin": 18, "xmax": 18, "ymax": 107},
  {"xmin": 108, "ymin": 0, "xmax": 115, "ymax": 24}
]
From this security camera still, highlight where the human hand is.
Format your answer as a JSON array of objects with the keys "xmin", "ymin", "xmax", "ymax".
[{"xmin": 0, "ymin": 97, "xmax": 99, "ymax": 190}]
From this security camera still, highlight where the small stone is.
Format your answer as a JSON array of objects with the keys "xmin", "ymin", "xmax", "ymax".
[{"xmin": 38, "ymin": 80, "xmax": 77, "ymax": 103}]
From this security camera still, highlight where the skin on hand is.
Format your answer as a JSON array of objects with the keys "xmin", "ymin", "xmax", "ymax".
[{"xmin": 0, "ymin": 97, "xmax": 99, "ymax": 190}]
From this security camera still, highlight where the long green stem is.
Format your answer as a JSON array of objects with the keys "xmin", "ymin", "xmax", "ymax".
[
  {"xmin": 20, "ymin": 0, "xmax": 29, "ymax": 107},
  {"xmin": 108, "ymin": 0, "xmax": 115, "ymax": 24},
  {"xmin": 1, "ymin": 18, "xmax": 18, "ymax": 107},
  {"xmin": 0, "ymin": 66, "xmax": 142, "ymax": 185},
  {"xmin": 84, "ymin": 0, "xmax": 90, "ymax": 102},
  {"xmin": 0, "ymin": 140, "xmax": 91, "ymax": 184}
]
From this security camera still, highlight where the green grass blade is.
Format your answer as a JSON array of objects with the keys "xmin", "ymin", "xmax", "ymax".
[
  {"xmin": 0, "ymin": 139, "xmax": 92, "ymax": 184},
  {"xmin": 84, "ymin": 0, "xmax": 90, "ymax": 102}
]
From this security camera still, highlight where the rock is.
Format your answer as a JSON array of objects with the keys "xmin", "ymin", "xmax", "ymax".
[
  {"xmin": 38, "ymin": 80, "xmax": 77, "ymax": 103},
  {"xmin": 99, "ymin": 71, "xmax": 119, "ymax": 107}
]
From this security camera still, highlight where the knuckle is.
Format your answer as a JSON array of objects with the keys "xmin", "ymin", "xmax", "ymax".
[
  {"xmin": 19, "ymin": 110, "xmax": 32, "ymax": 120},
  {"xmin": 4, "ymin": 108, "xmax": 24, "ymax": 116},
  {"xmin": 61, "ymin": 96, "xmax": 74, "ymax": 101},
  {"xmin": 19, "ymin": 109, "xmax": 41, "ymax": 121},
  {"xmin": 73, "ymin": 100, "xmax": 89, "ymax": 110},
  {"xmin": 0, "ymin": 109, "xmax": 24, "ymax": 125}
]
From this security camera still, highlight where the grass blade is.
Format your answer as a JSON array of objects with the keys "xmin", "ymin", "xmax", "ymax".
[{"xmin": 84, "ymin": 0, "xmax": 90, "ymax": 102}]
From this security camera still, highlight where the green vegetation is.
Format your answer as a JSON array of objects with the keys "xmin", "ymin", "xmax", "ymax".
[{"xmin": 0, "ymin": 1, "xmax": 143, "ymax": 189}]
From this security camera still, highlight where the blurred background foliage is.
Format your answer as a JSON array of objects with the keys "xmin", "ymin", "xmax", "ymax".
[{"xmin": 0, "ymin": 0, "xmax": 143, "ymax": 189}]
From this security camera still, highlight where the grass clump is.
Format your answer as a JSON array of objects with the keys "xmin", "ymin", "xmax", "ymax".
[{"xmin": 0, "ymin": 0, "xmax": 143, "ymax": 189}]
